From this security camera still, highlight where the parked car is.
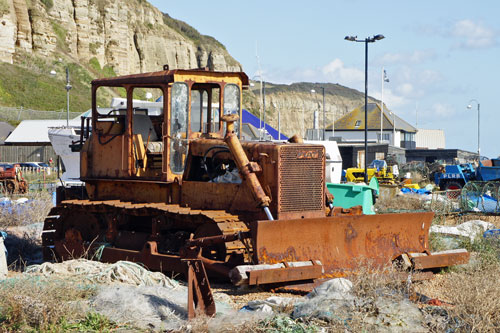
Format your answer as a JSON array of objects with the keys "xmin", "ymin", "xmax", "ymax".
[
  {"xmin": 0, "ymin": 163, "xmax": 14, "ymax": 171},
  {"xmin": 15, "ymin": 162, "xmax": 51, "ymax": 171},
  {"xmin": 16, "ymin": 162, "xmax": 41, "ymax": 169}
]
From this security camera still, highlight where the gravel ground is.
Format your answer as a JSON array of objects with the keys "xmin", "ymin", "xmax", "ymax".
[{"xmin": 211, "ymin": 282, "xmax": 305, "ymax": 309}]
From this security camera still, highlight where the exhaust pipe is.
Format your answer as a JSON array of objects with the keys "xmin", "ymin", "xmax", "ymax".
[{"xmin": 222, "ymin": 114, "xmax": 274, "ymax": 220}]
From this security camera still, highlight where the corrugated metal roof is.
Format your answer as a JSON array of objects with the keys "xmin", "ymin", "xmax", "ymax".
[
  {"xmin": 328, "ymin": 103, "xmax": 416, "ymax": 132},
  {"xmin": 5, "ymin": 118, "xmax": 82, "ymax": 143}
]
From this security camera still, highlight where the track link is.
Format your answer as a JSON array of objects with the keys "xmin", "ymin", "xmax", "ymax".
[{"xmin": 42, "ymin": 200, "xmax": 250, "ymax": 263}]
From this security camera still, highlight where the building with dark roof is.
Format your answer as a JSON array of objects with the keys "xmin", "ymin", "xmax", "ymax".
[{"xmin": 326, "ymin": 103, "xmax": 417, "ymax": 149}]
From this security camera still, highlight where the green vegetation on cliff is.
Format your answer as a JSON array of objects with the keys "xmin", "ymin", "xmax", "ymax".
[
  {"xmin": 0, "ymin": 61, "xmax": 92, "ymax": 113},
  {"xmin": 162, "ymin": 13, "xmax": 225, "ymax": 50},
  {"xmin": 0, "ymin": 0, "xmax": 9, "ymax": 15},
  {"xmin": 0, "ymin": 53, "xmax": 117, "ymax": 117},
  {"xmin": 162, "ymin": 13, "xmax": 240, "ymax": 68}
]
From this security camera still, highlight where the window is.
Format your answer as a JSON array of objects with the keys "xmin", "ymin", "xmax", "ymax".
[
  {"xmin": 355, "ymin": 120, "xmax": 362, "ymax": 128},
  {"xmin": 190, "ymin": 90, "xmax": 202, "ymax": 132},
  {"xmin": 204, "ymin": 87, "xmax": 220, "ymax": 133},
  {"xmin": 223, "ymin": 84, "xmax": 241, "ymax": 135},
  {"xmin": 96, "ymin": 87, "xmax": 127, "ymax": 117},
  {"xmin": 377, "ymin": 133, "xmax": 390, "ymax": 141},
  {"xmin": 131, "ymin": 87, "xmax": 163, "ymax": 143},
  {"xmin": 170, "ymin": 82, "xmax": 189, "ymax": 174},
  {"xmin": 404, "ymin": 132, "xmax": 415, "ymax": 142},
  {"xmin": 223, "ymin": 84, "xmax": 240, "ymax": 116}
]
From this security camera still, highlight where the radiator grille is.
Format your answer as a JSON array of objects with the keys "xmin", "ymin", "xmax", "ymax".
[{"xmin": 279, "ymin": 145, "xmax": 324, "ymax": 213}]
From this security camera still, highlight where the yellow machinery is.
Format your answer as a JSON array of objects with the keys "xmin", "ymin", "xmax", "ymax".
[{"xmin": 344, "ymin": 159, "xmax": 398, "ymax": 184}]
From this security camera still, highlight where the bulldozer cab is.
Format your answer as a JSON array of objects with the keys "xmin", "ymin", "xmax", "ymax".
[{"xmin": 81, "ymin": 69, "xmax": 248, "ymax": 183}]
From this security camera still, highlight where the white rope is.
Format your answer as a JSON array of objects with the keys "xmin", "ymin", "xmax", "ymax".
[{"xmin": 25, "ymin": 259, "xmax": 179, "ymax": 289}]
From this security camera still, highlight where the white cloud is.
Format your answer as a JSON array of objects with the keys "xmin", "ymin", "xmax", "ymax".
[
  {"xmin": 398, "ymin": 83, "xmax": 414, "ymax": 96},
  {"xmin": 261, "ymin": 58, "xmax": 365, "ymax": 89},
  {"xmin": 377, "ymin": 50, "xmax": 436, "ymax": 65},
  {"xmin": 418, "ymin": 69, "xmax": 442, "ymax": 84},
  {"xmin": 431, "ymin": 103, "xmax": 455, "ymax": 117},
  {"xmin": 451, "ymin": 19, "xmax": 497, "ymax": 49},
  {"xmin": 371, "ymin": 88, "xmax": 407, "ymax": 109},
  {"xmin": 321, "ymin": 58, "xmax": 364, "ymax": 87}
]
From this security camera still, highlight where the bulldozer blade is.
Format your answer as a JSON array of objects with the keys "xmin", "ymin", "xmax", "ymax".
[{"xmin": 253, "ymin": 212, "xmax": 460, "ymax": 273}]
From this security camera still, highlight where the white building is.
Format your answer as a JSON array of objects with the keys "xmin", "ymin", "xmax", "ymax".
[{"xmin": 415, "ymin": 129, "xmax": 445, "ymax": 149}]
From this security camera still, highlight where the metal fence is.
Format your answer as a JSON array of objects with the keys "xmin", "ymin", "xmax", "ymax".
[
  {"xmin": 460, "ymin": 181, "xmax": 500, "ymax": 214},
  {"xmin": 0, "ymin": 106, "xmax": 81, "ymax": 123},
  {"xmin": 0, "ymin": 145, "xmax": 57, "ymax": 163}
]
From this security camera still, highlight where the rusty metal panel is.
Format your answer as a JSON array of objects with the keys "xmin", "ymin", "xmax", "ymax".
[
  {"xmin": 181, "ymin": 181, "xmax": 240, "ymax": 210},
  {"xmin": 248, "ymin": 265, "xmax": 323, "ymax": 285},
  {"xmin": 85, "ymin": 179, "xmax": 169, "ymax": 203},
  {"xmin": 277, "ymin": 145, "xmax": 325, "ymax": 218},
  {"xmin": 409, "ymin": 249, "xmax": 470, "ymax": 269},
  {"xmin": 254, "ymin": 212, "xmax": 435, "ymax": 273}
]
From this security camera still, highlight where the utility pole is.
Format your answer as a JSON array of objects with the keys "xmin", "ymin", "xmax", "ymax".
[
  {"xmin": 321, "ymin": 87, "xmax": 325, "ymax": 140},
  {"xmin": 65, "ymin": 67, "xmax": 72, "ymax": 127},
  {"xmin": 380, "ymin": 68, "xmax": 389, "ymax": 142},
  {"xmin": 262, "ymin": 81, "xmax": 266, "ymax": 140},
  {"xmin": 345, "ymin": 34, "xmax": 385, "ymax": 183}
]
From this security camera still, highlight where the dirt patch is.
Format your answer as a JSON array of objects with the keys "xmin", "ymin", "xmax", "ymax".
[{"xmin": 211, "ymin": 283, "xmax": 304, "ymax": 310}]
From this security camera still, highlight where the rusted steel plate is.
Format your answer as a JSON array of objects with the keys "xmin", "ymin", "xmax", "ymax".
[
  {"xmin": 254, "ymin": 212, "xmax": 435, "ymax": 273},
  {"xmin": 100, "ymin": 247, "xmax": 187, "ymax": 275},
  {"xmin": 248, "ymin": 265, "xmax": 323, "ymax": 285},
  {"xmin": 409, "ymin": 249, "xmax": 470, "ymax": 269},
  {"xmin": 274, "ymin": 271, "xmax": 436, "ymax": 294}
]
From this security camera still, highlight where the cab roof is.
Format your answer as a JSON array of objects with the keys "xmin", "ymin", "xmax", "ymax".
[{"xmin": 92, "ymin": 68, "xmax": 249, "ymax": 88}]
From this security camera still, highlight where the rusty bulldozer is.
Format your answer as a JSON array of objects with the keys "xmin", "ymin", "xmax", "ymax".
[{"xmin": 42, "ymin": 68, "xmax": 469, "ymax": 318}]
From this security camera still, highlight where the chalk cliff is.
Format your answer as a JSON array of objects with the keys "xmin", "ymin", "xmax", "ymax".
[{"xmin": 0, "ymin": 0, "xmax": 241, "ymax": 73}]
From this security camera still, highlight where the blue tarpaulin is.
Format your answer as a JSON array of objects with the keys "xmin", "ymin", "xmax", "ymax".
[
  {"xmin": 242, "ymin": 109, "xmax": 288, "ymax": 140},
  {"xmin": 400, "ymin": 187, "xmax": 432, "ymax": 195},
  {"xmin": 464, "ymin": 194, "xmax": 499, "ymax": 213}
]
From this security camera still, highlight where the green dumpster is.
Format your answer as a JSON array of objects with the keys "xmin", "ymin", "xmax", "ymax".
[{"xmin": 326, "ymin": 177, "xmax": 379, "ymax": 215}]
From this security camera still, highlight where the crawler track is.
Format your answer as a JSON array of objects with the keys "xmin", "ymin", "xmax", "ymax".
[{"xmin": 42, "ymin": 200, "xmax": 251, "ymax": 271}]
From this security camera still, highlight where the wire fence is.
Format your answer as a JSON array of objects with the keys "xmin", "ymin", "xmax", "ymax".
[
  {"xmin": 429, "ymin": 189, "xmax": 462, "ymax": 215},
  {"xmin": 0, "ymin": 106, "xmax": 82, "ymax": 123},
  {"xmin": 460, "ymin": 181, "xmax": 500, "ymax": 214}
]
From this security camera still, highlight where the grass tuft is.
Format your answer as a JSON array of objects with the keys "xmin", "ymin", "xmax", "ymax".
[
  {"xmin": 0, "ymin": 276, "xmax": 96, "ymax": 331},
  {"xmin": 0, "ymin": 191, "xmax": 53, "ymax": 228},
  {"xmin": 439, "ymin": 264, "xmax": 500, "ymax": 332}
]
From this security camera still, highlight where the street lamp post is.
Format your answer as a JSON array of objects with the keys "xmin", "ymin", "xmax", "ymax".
[
  {"xmin": 467, "ymin": 99, "xmax": 480, "ymax": 160},
  {"xmin": 311, "ymin": 87, "xmax": 326, "ymax": 140},
  {"xmin": 380, "ymin": 68, "xmax": 389, "ymax": 142},
  {"xmin": 50, "ymin": 67, "xmax": 72, "ymax": 126},
  {"xmin": 345, "ymin": 34, "xmax": 385, "ymax": 183},
  {"xmin": 251, "ymin": 75, "xmax": 265, "ymax": 140},
  {"xmin": 65, "ymin": 68, "xmax": 72, "ymax": 127},
  {"xmin": 321, "ymin": 87, "xmax": 325, "ymax": 140},
  {"xmin": 262, "ymin": 81, "xmax": 266, "ymax": 140}
]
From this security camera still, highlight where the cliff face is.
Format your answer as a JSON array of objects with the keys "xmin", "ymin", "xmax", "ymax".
[
  {"xmin": 0, "ymin": 0, "xmax": 241, "ymax": 74},
  {"xmin": 245, "ymin": 83, "xmax": 377, "ymax": 138},
  {"xmin": 0, "ymin": 0, "xmax": 375, "ymax": 138}
]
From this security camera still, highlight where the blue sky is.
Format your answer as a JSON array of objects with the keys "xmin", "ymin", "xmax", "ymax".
[{"xmin": 150, "ymin": 1, "xmax": 499, "ymax": 158}]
